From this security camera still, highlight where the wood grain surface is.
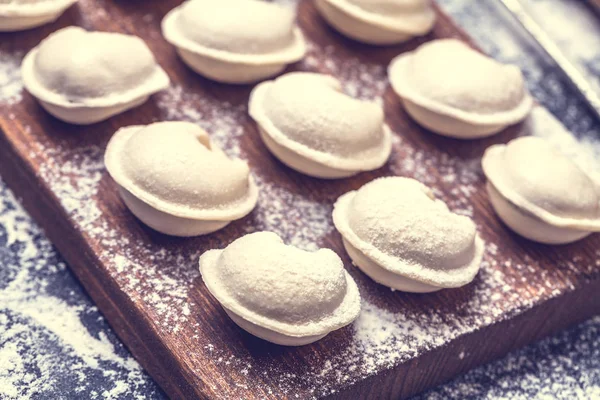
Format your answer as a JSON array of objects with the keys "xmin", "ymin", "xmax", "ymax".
[{"xmin": 1, "ymin": 1, "xmax": 599, "ymax": 399}]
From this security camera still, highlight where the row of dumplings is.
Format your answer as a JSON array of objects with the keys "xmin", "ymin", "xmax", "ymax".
[
  {"xmin": 8, "ymin": 0, "xmax": 600, "ymax": 345},
  {"xmin": 104, "ymin": 116, "xmax": 600, "ymax": 242},
  {"xmin": 17, "ymin": 0, "xmax": 532, "ymax": 142},
  {"xmin": 104, "ymin": 119, "xmax": 600, "ymax": 346},
  {"xmin": 2, "ymin": 0, "xmax": 435, "ymax": 43},
  {"xmin": 198, "ymin": 176, "xmax": 484, "ymax": 345},
  {"xmin": 100, "ymin": 81, "xmax": 600, "ymax": 248}
]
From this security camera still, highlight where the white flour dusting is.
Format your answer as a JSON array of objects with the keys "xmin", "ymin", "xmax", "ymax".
[
  {"xmin": 249, "ymin": 175, "xmax": 333, "ymax": 251},
  {"xmin": 0, "ymin": 183, "xmax": 158, "ymax": 400},
  {"xmin": 415, "ymin": 314, "xmax": 600, "ymax": 400},
  {"xmin": 0, "ymin": 50, "xmax": 23, "ymax": 105},
  {"xmin": 156, "ymin": 85, "xmax": 246, "ymax": 159},
  {"xmin": 75, "ymin": 0, "xmax": 110, "ymax": 27},
  {"xmin": 300, "ymin": 41, "xmax": 388, "ymax": 102}
]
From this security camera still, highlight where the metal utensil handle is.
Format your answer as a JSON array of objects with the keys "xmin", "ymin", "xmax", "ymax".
[{"xmin": 499, "ymin": 0, "xmax": 600, "ymax": 121}]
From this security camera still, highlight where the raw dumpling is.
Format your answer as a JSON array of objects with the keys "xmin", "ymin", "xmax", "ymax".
[
  {"xmin": 249, "ymin": 72, "xmax": 392, "ymax": 178},
  {"xmin": 21, "ymin": 26, "xmax": 169, "ymax": 125},
  {"xmin": 0, "ymin": 0, "xmax": 78, "ymax": 32},
  {"xmin": 104, "ymin": 121, "xmax": 259, "ymax": 237},
  {"xmin": 199, "ymin": 231, "xmax": 361, "ymax": 346},
  {"xmin": 388, "ymin": 39, "xmax": 533, "ymax": 138},
  {"xmin": 333, "ymin": 177, "xmax": 484, "ymax": 292},
  {"xmin": 482, "ymin": 134, "xmax": 600, "ymax": 244},
  {"xmin": 315, "ymin": 0, "xmax": 436, "ymax": 45},
  {"xmin": 161, "ymin": 0, "xmax": 306, "ymax": 84}
]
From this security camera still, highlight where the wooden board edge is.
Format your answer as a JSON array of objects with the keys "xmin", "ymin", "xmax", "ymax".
[
  {"xmin": 329, "ymin": 279, "xmax": 600, "ymax": 399},
  {"xmin": 0, "ymin": 130, "xmax": 207, "ymax": 399}
]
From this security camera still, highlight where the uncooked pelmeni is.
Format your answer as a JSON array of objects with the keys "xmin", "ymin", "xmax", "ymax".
[
  {"xmin": 249, "ymin": 72, "xmax": 392, "ymax": 178},
  {"xmin": 388, "ymin": 39, "xmax": 533, "ymax": 138},
  {"xmin": 161, "ymin": 0, "xmax": 306, "ymax": 84},
  {"xmin": 315, "ymin": 0, "xmax": 436, "ymax": 45},
  {"xmin": 199, "ymin": 231, "xmax": 361, "ymax": 346},
  {"xmin": 21, "ymin": 26, "xmax": 169, "ymax": 125},
  {"xmin": 333, "ymin": 177, "xmax": 484, "ymax": 292},
  {"xmin": 0, "ymin": 0, "xmax": 78, "ymax": 32},
  {"xmin": 482, "ymin": 135, "xmax": 600, "ymax": 244},
  {"xmin": 104, "ymin": 121, "xmax": 258, "ymax": 237}
]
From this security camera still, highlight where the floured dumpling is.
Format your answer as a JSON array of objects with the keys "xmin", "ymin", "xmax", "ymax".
[
  {"xmin": 333, "ymin": 177, "xmax": 484, "ymax": 292},
  {"xmin": 104, "ymin": 121, "xmax": 258, "ymax": 237},
  {"xmin": 199, "ymin": 231, "xmax": 361, "ymax": 346},
  {"xmin": 249, "ymin": 72, "xmax": 392, "ymax": 178},
  {"xmin": 482, "ymin": 134, "xmax": 600, "ymax": 244},
  {"xmin": 21, "ymin": 26, "xmax": 169, "ymax": 124},
  {"xmin": 0, "ymin": 0, "xmax": 78, "ymax": 32},
  {"xmin": 388, "ymin": 39, "xmax": 533, "ymax": 138},
  {"xmin": 161, "ymin": 0, "xmax": 306, "ymax": 84},
  {"xmin": 315, "ymin": 0, "xmax": 436, "ymax": 45}
]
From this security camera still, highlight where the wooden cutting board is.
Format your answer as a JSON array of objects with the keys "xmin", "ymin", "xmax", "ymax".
[{"xmin": 1, "ymin": 1, "xmax": 599, "ymax": 399}]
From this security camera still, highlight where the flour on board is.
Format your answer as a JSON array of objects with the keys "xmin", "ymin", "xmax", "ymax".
[{"xmin": 0, "ymin": 50, "xmax": 23, "ymax": 105}]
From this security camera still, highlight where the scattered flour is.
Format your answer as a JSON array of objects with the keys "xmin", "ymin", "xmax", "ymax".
[
  {"xmin": 300, "ymin": 41, "xmax": 388, "ymax": 102},
  {"xmin": 75, "ymin": 0, "xmax": 110, "ymax": 28},
  {"xmin": 156, "ymin": 85, "xmax": 246, "ymax": 159},
  {"xmin": 415, "ymin": 315, "xmax": 600, "ymax": 400},
  {"xmin": 249, "ymin": 175, "xmax": 333, "ymax": 251},
  {"xmin": 0, "ymin": 182, "xmax": 160, "ymax": 399},
  {"xmin": 0, "ymin": 50, "xmax": 23, "ymax": 105}
]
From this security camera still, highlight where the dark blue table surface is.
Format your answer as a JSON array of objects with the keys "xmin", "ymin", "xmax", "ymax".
[{"xmin": 1, "ymin": 0, "xmax": 599, "ymax": 398}]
